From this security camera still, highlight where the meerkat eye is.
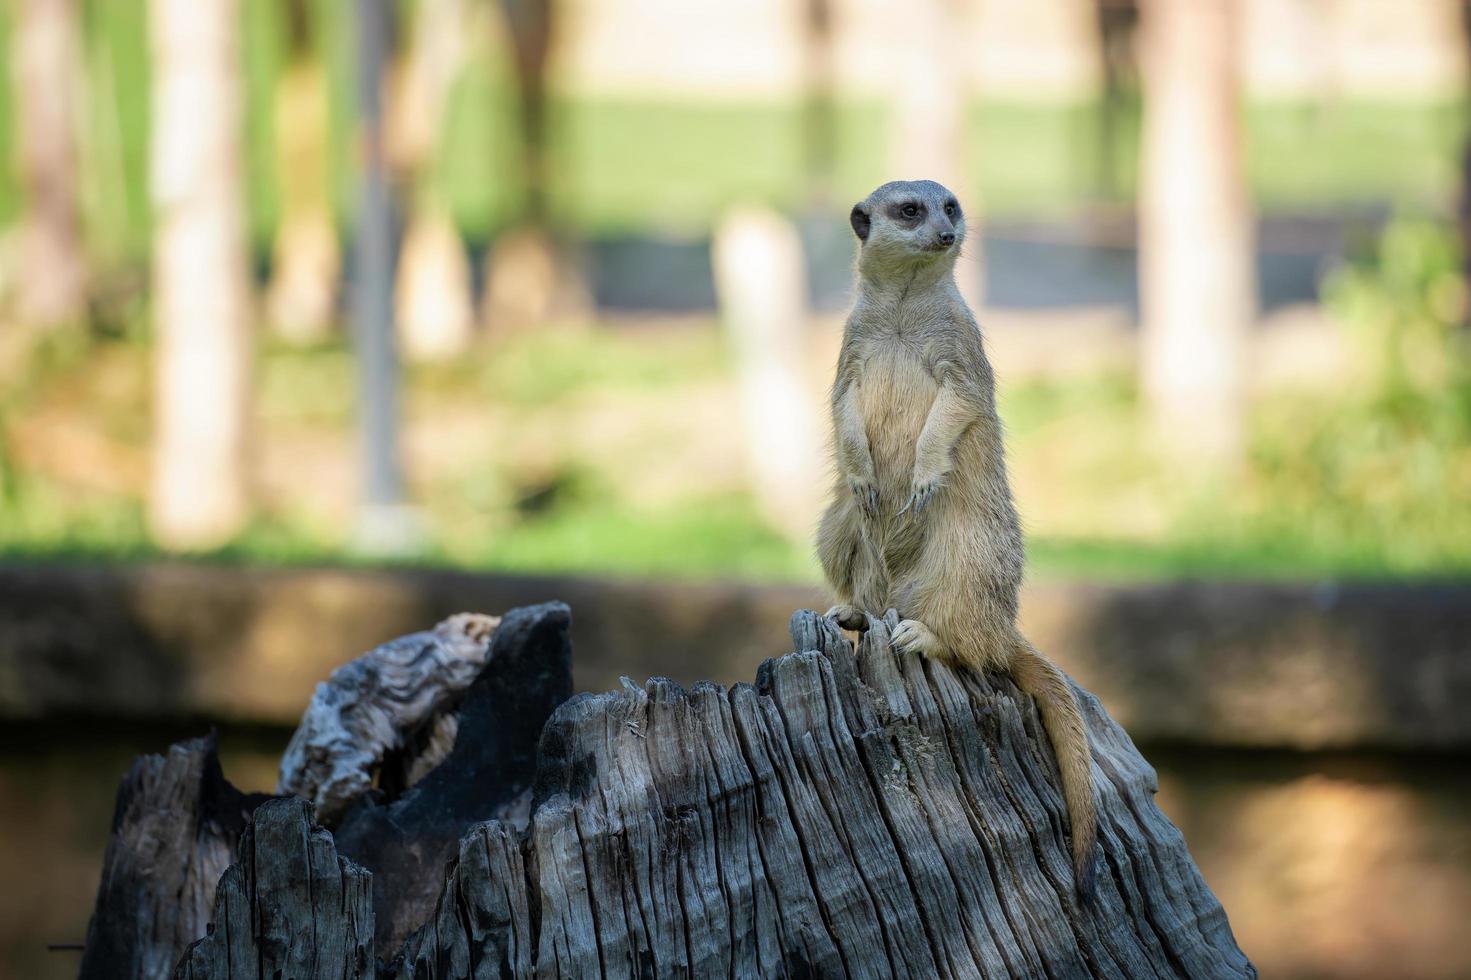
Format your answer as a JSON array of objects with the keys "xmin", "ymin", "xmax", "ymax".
[
  {"xmin": 902, "ymin": 203, "xmax": 919, "ymax": 218},
  {"xmin": 944, "ymin": 202, "xmax": 956, "ymax": 216}
]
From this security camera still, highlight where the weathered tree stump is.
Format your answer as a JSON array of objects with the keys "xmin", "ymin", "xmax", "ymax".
[
  {"xmin": 84, "ymin": 602, "xmax": 1254, "ymax": 978},
  {"xmin": 81, "ymin": 603, "xmax": 572, "ymax": 975},
  {"xmin": 330, "ymin": 603, "xmax": 572, "ymax": 953},
  {"xmin": 172, "ymin": 796, "xmax": 375, "ymax": 979},
  {"xmin": 78, "ymin": 735, "xmax": 272, "ymax": 980}
]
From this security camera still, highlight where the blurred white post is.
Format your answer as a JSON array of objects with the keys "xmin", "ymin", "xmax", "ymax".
[
  {"xmin": 396, "ymin": 214, "xmax": 475, "ymax": 359},
  {"xmin": 891, "ymin": 0, "xmax": 983, "ymax": 310},
  {"xmin": 147, "ymin": 0, "xmax": 252, "ymax": 549},
  {"xmin": 1138, "ymin": 0, "xmax": 1255, "ymax": 465},
  {"xmin": 391, "ymin": 0, "xmax": 476, "ymax": 360},
  {"xmin": 11, "ymin": 0, "xmax": 87, "ymax": 330},
  {"xmin": 712, "ymin": 207, "xmax": 824, "ymax": 540}
]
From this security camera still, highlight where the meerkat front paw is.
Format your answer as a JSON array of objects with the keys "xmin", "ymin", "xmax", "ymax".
[
  {"xmin": 847, "ymin": 477, "xmax": 880, "ymax": 518},
  {"xmin": 825, "ymin": 603, "xmax": 869, "ymax": 631},
  {"xmin": 891, "ymin": 619, "xmax": 940, "ymax": 656},
  {"xmin": 899, "ymin": 477, "xmax": 942, "ymax": 517}
]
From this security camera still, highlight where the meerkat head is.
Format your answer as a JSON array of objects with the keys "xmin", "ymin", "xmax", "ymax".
[{"xmin": 849, "ymin": 180, "xmax": 965, "ymax": 276}]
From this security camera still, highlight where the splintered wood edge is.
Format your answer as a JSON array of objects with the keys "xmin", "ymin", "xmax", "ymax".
[{"xmin": 276, "ymin": 612, "xmax": 498, "ymax": 823}]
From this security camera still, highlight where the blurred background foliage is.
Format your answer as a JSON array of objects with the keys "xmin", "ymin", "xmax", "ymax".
[
  {"xmin": 0, "ymin": 0, "xmax": 1467, "ymax": 583},
  {"xmin": 0, "ymin": 1, "xmax": 1465, "ymax": 246}
]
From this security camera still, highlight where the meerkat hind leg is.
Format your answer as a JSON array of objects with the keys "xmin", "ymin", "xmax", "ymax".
[{"xmin": 891, "ymin": 618, "xmax": 941, "ymax": 656}]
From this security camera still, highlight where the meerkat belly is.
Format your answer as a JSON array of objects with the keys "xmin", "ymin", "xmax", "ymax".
[{"xmin": 858, "ymin": 351, "xmax": 937, "ymax": 501}]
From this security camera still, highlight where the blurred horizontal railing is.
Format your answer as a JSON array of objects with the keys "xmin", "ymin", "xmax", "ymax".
[{"xmin": 1, "ymin": 561, "xmax": 1468, "ymax": 750}]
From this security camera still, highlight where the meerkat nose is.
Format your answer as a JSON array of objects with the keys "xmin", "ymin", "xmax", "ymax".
[{"xmin": 938, "ymin": 231, "xmax": 956, "ymax": 246}]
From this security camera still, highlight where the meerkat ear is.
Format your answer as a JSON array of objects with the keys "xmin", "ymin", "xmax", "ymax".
[{"xmin": 849, "ymin": 204, "xmax": 871, "ymax": 242}]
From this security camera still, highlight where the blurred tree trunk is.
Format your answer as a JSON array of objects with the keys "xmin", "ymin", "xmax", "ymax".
[
  {"xmin": 1092, "ymin": 0, "xmax": 1138, "ymax": 200},
  {"xmin": 891, "ymin": 0, "xmax": 982, "ymax": 309},
  {"xmin": 802, "ymin": 0, "xmax": 837, "ymax": 204},
  {"xmin": 389, "ymin": 0, "xmax": 475, "ymax": 360},
  {"xmin": 148, "ymin": 0, "xmax": 253, "ymax": 549},
  {"xmin": 266, "ymin": 1, "xmax": 340, "ymax": 345},
  {"xmin": 9, "ymin": 0, "xmax": 87, "ymax": 330},
  {"xmin": 1137, "ymin": 0, "xmax": 1254, "ymax": 465},
  {"xmin": 794, "ymin": 0, "xmax": 854, "ymax": 317},
  {"xmin": 498, "ymin": 0, "xmax": 553, "ymax": 227},
  {"xmin": 1458, "ymin": 0, "xmax": 1471, "ymax": 329},
  {"xmin": 482, "ymin": 0, "xmax": 587, "ymax": 330}
]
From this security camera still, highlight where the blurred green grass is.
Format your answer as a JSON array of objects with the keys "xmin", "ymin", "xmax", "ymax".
[
  {"xmin": 0, "ymin": 0, "xmax": 1464, "ymax": 255},
  {"xmin": 3, "ymin": 316, "xmax": 1467, "ymax": 583},
  {"xmin": 0, "ymin": 322, "xmax": 817, "ymax": 581}
]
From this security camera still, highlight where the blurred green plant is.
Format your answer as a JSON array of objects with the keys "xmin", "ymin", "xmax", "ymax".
[
  {"xmin": 989, "ymin": 222, "xmax": 1471, "ymax": 583},
  {"xmin": 1236, "ymin": 217, "xmax": 1471, "ymax": 575},
  {"xmin": 1325, "ymin": 217, "xmax": 1470, "ymax": 412}
]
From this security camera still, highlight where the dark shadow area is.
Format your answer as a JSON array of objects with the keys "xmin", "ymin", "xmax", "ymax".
[
  {"xmin": 0, "ymin": 720, "xmax": 291, "ymax": 980},
  {"xmin": 1145, "ymin": 742, "xmax": 1471, "ymax": 980}
]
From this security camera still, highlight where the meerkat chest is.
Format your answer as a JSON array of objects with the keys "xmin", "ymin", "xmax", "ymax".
[{"xmin": 855, "ymin": 343, "xmax": 937, "ymax": 468}]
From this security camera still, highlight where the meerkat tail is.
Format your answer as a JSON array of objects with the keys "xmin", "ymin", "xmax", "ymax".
[{"xmin": 1008, "ymin": 639, "xmax": 1099, "ymax": 900}]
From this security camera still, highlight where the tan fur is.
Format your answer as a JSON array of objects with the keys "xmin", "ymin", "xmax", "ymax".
[{"xmin": 818, "ymin": 180, "xmax": 1098, "ymax": 897}]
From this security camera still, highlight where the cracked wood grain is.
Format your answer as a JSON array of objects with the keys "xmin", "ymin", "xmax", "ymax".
[
  {"xmin": 171, "ymin": 797, "xmax": 375, "ymax": 979},
  {"xmin": 78, "ymin": 735, "xmax": 272, "ymax": 980},
  {"xmin": 166, "ymin": 604, "xmax": 1253, "ymax": 978},
  {"xmin": 384, "ymin": 608, "xmax": 1253, "ymax": 978}
]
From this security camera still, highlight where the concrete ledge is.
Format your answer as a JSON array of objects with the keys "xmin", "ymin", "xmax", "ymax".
[
  {"xmin": 1, "ymin": 561, "xmax": 1467, "ymax": 749},
  {"xmin": 1024, "ymin": 580, "xmax": 1471, "ymax": 750}
]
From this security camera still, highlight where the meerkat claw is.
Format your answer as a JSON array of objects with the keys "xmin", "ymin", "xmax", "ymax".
[
  {"xmin": 849, "ymin": 479, "xmax": 880, "ymax": 518},
  {"xmin": 891, "ymin": 619, "xmax": 939, "ymax": 656},
  {"xmin": 899, "ymin": 481, "xmax": 938, "ymax": 518},
  {"xmin": 825, "ymin": 603, "xmax": 869, "ymax": 631}
]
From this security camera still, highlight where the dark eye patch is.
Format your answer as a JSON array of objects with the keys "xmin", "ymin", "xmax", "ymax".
[
  {"xmin": 944, "ymin": 199, "xmax": 961, "ymax": 218},
  {"xmin": 887, "ymin": 201, "xmax": 925, "ymax": 224}
]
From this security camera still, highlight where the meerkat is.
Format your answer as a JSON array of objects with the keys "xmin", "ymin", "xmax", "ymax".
[{"xmin": 817, "ymin": 179, "xmax": 1098, "ymax": 897}]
